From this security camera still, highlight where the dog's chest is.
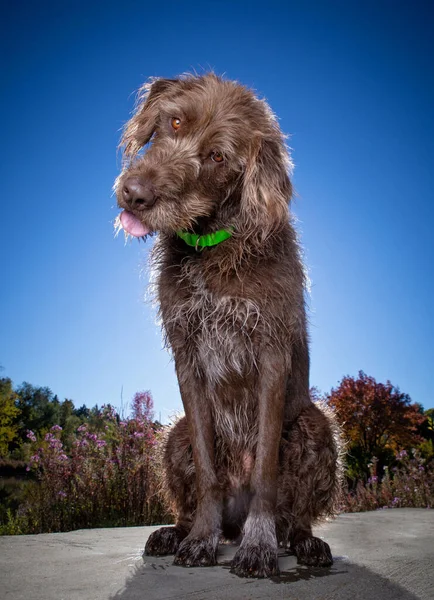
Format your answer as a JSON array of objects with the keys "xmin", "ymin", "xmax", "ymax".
[
  {"xmin": 162, "ymin": 268, "xmax": 263, "ymax": 387},
  {"xmin": 194, "ymin": 289, "xmax": 260, "ymax": 386}
]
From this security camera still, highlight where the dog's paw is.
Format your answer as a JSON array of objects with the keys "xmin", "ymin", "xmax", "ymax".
[
  {"xmin": 173, "ymin": 534, "xmax": 218, "ymax": 567},
  {"xmin": 144, "ymin": 526, "xmax": 186, "ymax": 556},
  {"xmin": 230, "ymin": 542, "xmax": 279, "ymax": 578},
  {"xmin": 293, "ymin": 536, "xmax": 333, "ymax": 567}
]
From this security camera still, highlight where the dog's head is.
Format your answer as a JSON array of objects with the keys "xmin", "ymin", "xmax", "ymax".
[{"xmin": 115, "ymin": 74, "xmax": 292, "ymax": 239}]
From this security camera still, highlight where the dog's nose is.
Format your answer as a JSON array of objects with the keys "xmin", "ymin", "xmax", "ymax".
[{"xmin": 122, "ymin": 177, "xmax": 156, "ymax": 209}]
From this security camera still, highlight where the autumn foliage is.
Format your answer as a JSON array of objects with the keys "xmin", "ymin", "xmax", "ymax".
[{"xmin": 326, "ymin": 371, "xmax": 425, "ymax": 480}]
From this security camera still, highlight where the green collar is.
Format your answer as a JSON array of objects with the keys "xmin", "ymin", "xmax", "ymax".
[{"xmin": 176, "ymin": 227, "xmax": 233, "ymax": 250}]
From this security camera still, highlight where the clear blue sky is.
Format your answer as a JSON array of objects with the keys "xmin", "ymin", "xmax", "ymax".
[{"xmin": 1, "ymin": 0, "xmax": 433, "ymax": 419}]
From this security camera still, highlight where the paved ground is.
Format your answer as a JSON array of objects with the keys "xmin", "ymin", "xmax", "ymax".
[{"xmin": 1, "ymin": 509, "xmax": 433, "ymax": 600}]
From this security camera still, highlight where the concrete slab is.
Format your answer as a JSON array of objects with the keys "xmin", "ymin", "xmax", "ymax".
[{"xmin": 1, "ymin": 509, "xmax": 433, "ymax": 600}]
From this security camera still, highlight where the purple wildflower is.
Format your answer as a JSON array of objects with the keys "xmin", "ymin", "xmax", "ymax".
[{"xmin": 26, "ymin": 430, "xmax": 37, "ymax": 442}]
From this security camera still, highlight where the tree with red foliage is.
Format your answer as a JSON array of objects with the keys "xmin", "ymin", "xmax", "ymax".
[{"xmin": 326, "ymin": 371, "xmax": 424, "ymax": 480}]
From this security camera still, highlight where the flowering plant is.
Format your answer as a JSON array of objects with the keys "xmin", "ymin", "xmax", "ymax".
[{"xmin": 19, "ymin": 392, "xmax": 172, "ymax": 533}]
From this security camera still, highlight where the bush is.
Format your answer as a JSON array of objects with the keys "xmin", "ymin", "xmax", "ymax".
[
  {"xmin": 341, "ymin": 449, "xmax": 434, "ymax": 512},
  {"xmin": 11, "ymin": 393, "xmax": 174, "ymax": 534}
]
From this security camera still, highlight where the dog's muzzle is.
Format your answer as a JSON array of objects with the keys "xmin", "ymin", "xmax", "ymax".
[{"xmin": 122, "ymin": 176, "xmax": 157, "ymax": 210}]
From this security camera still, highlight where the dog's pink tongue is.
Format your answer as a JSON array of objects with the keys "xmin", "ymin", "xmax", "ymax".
[{"xmin": 119, "ymin": 210, "xmax": 150, "ymax": 237}]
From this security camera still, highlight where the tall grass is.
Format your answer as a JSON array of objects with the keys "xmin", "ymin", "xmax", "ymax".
[
  {"xmin": 341, "ymin": 450, "xmax": 434, "ymax": 512},
  {"xmin": 1, "ymin": 393, "xmax": 173, "ymax": 534}
]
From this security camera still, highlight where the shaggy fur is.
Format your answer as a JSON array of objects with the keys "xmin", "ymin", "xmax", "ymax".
[{"xmin": 115, "ymin": 73, "xmax": 341, "ymax": 578}]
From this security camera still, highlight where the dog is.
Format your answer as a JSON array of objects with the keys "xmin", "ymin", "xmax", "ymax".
[{"xmin": 115, "ymin": 73, "xmax": 341, "ymax": 578}]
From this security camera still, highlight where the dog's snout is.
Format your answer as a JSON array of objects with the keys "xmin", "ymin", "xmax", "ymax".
[{"xmin": 122, "ymin": 177, "xmax": 156, "ymax": 209}]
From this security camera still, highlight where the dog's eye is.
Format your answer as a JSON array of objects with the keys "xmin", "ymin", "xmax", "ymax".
[
  {"xmin": 210, "ymin": 151, "xmax": 224, "ymax": 163},
  {"xmin": 171, "ymin": 118, "xmax": 181, "ymax": 131}
]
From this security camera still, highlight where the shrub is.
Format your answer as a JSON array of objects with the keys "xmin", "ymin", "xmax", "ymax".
[
  {"xmin": 341, "ymin": 449, "xmax": 434, "ymax": 512},
  {"xmin": 14, "ymin": 393, "xmax": 173, "ymax": 534}
]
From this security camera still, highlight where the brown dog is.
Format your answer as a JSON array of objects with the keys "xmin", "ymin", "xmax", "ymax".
[{"xmin": 115, "ymin": 74, "xmax": 341, "ymax": 578}]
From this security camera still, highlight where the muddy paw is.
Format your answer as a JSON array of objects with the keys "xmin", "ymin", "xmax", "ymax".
[
  {"xmin": 293, "ymin": 536, "xmax": 333, "ymax": 567},
  {"xmin": 230, "ymin": 543, "xmax": 279, "ymax": 578},
  {"xmin": 173, "ymin": 534, "xmax": 218, "ymax": 567},
  {"xmin": 144, "ymin": 526, "xmax": 186, "ymax": 556}
]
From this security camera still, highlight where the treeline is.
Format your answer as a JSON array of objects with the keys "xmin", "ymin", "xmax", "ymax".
[
  {"xmin": 3, "ymin": 373, "xmax": 432, "ymax": 469},
  {"xmin": 2, "ymin": 379, "xmax": 84, "ymax": 458},
  {"xmin": 0, "ymin": 378, "xmax": 148, "ymax": 459}
]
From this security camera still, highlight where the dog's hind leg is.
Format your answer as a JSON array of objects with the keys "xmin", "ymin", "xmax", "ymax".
[
  {"xmin": 145, "ymin": 417, "xmax": 196, "ymax": 556},
  {"xmin": 276, "ymin": 403, "xmax": 341, "ymax": 567}
]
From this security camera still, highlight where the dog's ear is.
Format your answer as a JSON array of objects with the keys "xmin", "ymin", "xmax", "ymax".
[
  {"xmin": 121, "ymin": 78, "xmax": 178, "ymax": 159},
  {"xmin": 242, "ymin": 133, "xmax": 292, "ymax": 238}
]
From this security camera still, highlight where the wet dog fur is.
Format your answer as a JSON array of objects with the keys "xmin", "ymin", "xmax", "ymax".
[{"xmin": 115, "ymin": 74, "xmax": 341, "ymax": 578}]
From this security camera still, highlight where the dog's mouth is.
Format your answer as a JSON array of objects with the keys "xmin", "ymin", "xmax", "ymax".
[{"xmin": 117, "ymin": 210, "xmax": 152, "ymax": 238}]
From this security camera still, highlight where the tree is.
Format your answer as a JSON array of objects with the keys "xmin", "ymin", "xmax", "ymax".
[
  {"xmin": 73, "ymin": 404, "xmax": 90, "ymax": 420},
  {"xmin": 0, "ymin": 378, "xmax": 20, "ymax": 456},
  {"xmin": 418, "ymin": 407, "xmax": 434, "ymax": 459},
  {"xmin": 58, "ymin": 399, "xmax": 81, "ymax": 448},
  {"xmin": 326, "ymin": 371, "xmax": 424, "ymax": 480},
  {"xmin": 14, "ymin": 383, "xmax": 59, "ymax": 443},
  {"xmin": 419, "ymin": 408, "xmax": 434, "ymax": 440}
]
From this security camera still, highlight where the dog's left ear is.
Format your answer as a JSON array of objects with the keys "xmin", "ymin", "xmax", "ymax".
[
  {"xmin": 120, "ymin": 78, "xmax": 178, "ymax": 160},
  {"xmin": 242, "ymin": 133, "xmax": 293, "ymax": 238}
]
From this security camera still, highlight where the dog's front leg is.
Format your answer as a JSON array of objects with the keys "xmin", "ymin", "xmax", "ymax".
[
  {"xmin": 231, "ymin": 352, "xmax": 286, "ymax": 578},
  {"xmin": 173, "ymin": 367, "xmax": 222, "ymax": 567}
]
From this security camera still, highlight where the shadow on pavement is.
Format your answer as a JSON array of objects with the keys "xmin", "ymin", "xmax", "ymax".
[{"xmin": 109, "ymin": 546, "xmax": 421, "ymax": 600}]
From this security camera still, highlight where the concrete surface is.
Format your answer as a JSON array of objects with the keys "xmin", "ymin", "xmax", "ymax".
[{"xmin": 1, "ymin": 509, "xmax": 433, "ymax": 600}]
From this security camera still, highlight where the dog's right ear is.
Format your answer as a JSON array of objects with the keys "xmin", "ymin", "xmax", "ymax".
[{"xmin": 121, "ymin": 78, "xmax": 178, "ymax": 160}]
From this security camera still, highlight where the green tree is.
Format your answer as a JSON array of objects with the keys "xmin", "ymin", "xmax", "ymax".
[
  {"xmin": 59, "ymin": 399, "xmax": 81, "ymax": 448},
  {"xmin": 418, "ymin": 407, "xmax": 434, "ymax": 459},
  {"xmin": 14, "ymin": 383, "xmax": 60, "ymax": 442},
  {"xmin": 0, "ymin": 378, "xmax": 20, "ymax": 456},
  {"xmin": 73, "ymin": 404, "xmax": 90, "ymax": 420}
]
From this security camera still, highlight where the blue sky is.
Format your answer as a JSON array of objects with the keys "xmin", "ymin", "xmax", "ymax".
[{"xmin": 1, "ymin": 0, "xmax": 433, "ymax": 419}]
